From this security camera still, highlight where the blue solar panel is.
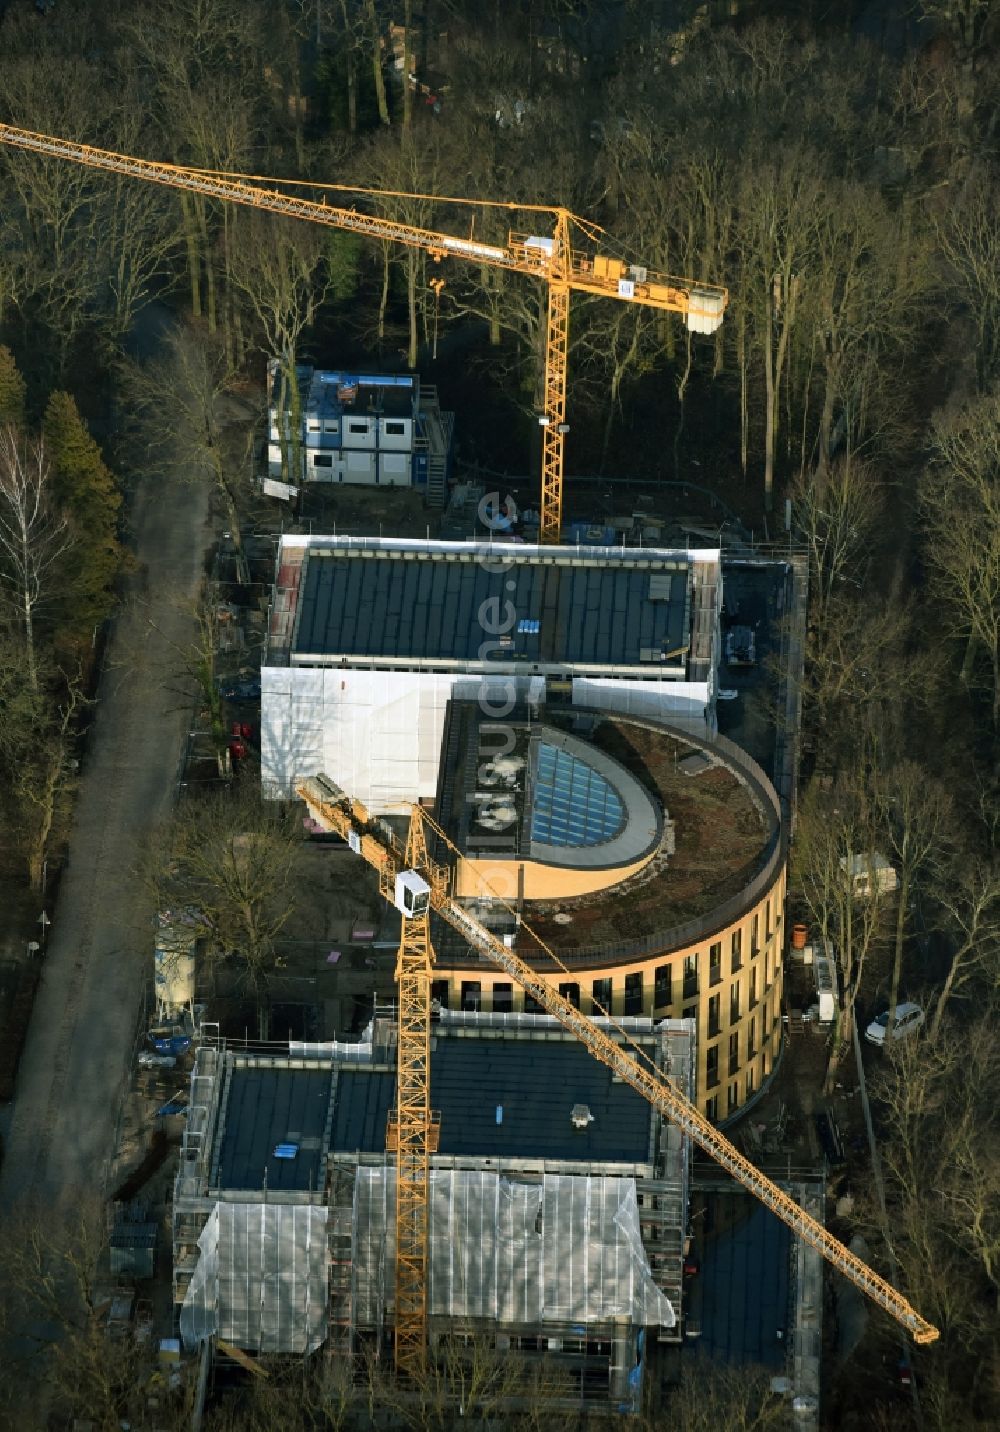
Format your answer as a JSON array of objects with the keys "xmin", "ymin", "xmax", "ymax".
[{"xmin": 531, "ymin": 743, "xmax": 624, "ymax": 846}]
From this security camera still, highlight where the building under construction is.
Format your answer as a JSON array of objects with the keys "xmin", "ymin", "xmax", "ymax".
[
  {"xmin": 425, "ymin": 694, "xmax": 786, "ymax": 1120},
  {"xmin": 173, "ymin": 1012, "xmax": 695, "ymax": 1410},
  {"xmin": 261, "ymin": 534, "xmax": 722, "ymax": 811}
]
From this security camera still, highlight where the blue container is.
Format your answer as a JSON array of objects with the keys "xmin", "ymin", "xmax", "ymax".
[{"xmin": 149, "ymin": 1033, "xmax": 192, "ymax": 1056}]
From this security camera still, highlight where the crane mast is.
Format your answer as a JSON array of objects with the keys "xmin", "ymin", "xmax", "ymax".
[
  {"xmin": 0, "ymin": 122, "xmax": 726, "ymax": 542},
  {"xmin": 380, "ymin": 816, "xmax": 438, "ymax": 1380},
  {"xmin": 540, "ymin": 212, "xmax": 572, "ymax": 546},
  {"xmin": 297, "ymin": 774, "xmax": 939, "ymax": 1354}
]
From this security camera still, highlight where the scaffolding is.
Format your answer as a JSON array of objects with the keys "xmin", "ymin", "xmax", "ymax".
[
  {"xmin": 170, "ymin": 1017, "xmax": 694, "ymax": 1390},
  {"xmin": 180, "ymin": 1202, "xmax": 329, "ymax": 1354},
  {"xmin": 327, "ymin": 1163, "xmax": 358, "ymax": 1360}
]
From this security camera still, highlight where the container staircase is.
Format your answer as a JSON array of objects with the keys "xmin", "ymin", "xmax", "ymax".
[{"xmin": 418, "ymin": 387, "xmax": 450, "ymax": 507}]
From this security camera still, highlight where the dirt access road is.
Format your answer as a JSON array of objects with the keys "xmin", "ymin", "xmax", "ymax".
[{"xmin": 0, "ymin": 470, "xmax": 210, "ymax": 1214}]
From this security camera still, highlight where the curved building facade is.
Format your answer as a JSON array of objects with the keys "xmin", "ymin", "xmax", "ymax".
[{"xmin": 433, "ymin": 703, "xmax": 786, "ymax": 1124}]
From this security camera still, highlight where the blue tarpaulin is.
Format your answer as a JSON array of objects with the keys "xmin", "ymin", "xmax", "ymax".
[
  {"xmin": 149, "ymin": 1033, "xmax": 192, "ymax": 1056},
  {"xmin": 156, "ymin": 1096, "xmax": 188, "ymax": 1117}
]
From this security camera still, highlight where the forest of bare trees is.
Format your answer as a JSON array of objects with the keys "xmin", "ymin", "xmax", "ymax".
[{"xmin": 0, "ymin": 1, "xmax": 997, "ymax": 1429}]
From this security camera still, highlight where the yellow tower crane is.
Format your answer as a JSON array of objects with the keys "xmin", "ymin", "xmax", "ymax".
[
  {"xmin": 0, "ymin": 122, "xmax": 727, "ymax": 543},
  {"xmin": 295, "ymin": 773, "xmax": 939, "ymax": 1377}
]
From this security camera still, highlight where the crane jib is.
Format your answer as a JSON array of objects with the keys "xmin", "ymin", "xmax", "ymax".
[
  {"xmin": 294, "ymin": 781, "xmax": 937, "ymax": 1346},
  {"xmin": 0, "ymin": 120, "xmax": 727, "ymax": 543},
  {"xmin": 0, "ymin": 110, "xmax": 934, "ymax": 1342},
  {"xmin": 425, "ymin": 838, "xmax": 938, "ymax": 1346}
]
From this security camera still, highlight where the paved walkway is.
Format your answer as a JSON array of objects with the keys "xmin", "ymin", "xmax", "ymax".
[{"xmin": 0, "ymin": 470, "xmax": 210, "ymax": 1213}]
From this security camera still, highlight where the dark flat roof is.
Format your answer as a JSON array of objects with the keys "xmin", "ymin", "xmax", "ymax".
[
  {"xmin": 697, "ymin": 1198, "xmax": 791, "ymax": 1366},
  {"xmin": 433, "ymin": 1038, "xmax": 652, "ymax": 1161},
  {"xmin": 293, "ymin": 548, "xmax": 688, "ymax": 668},
  {"xmin": 216, "ymin": 1068, "xmax": 333, "ymax": 1192},
  {"xmin": 330, "ymin": 1038, "xmax": 652, "ymax": 1164},
  {"xmin": 331, "ymin": 1067, "xmax": 395, "ymax": 1153}
]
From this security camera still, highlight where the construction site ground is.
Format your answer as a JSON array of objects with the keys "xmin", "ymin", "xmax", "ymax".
[
  {"xmin": 0, "ymin": 464, "xmax": 868, "ymax": 1421},
  {"xmin": 91, "ymin": 786, "xmax": 922, "ymax": 1430}
]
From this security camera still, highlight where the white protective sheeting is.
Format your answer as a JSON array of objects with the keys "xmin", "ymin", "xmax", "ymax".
[
  {"xmin": 572, "ymin": 677, "xmax": 711, "ymax": 733},
  {"xmin": 262, "ymin": 669, "xmax": 548, "ymax": 810},
  {"xmin": 287, "ymin": 1039, "xmax": 373, "ymax": 1062},
  {"xmin": 180, "ymin": 1203, "xmax": 328, "ymax": 1354},
  {"xmin": 262, "ymin": 667, "xmax": 454, "ymax": 809},
  {"xmin": 289, "ymin": 1020, "xmax": 375, "ymax": 1062},
  {"xmin": 352, "ymin": 1170, "xmax": 674, "ymax": 1330}
]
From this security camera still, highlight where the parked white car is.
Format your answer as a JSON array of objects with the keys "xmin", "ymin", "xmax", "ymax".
[{"xmin": 864, "ymin": 1002, "xmax": 925, "ymax": 1047}]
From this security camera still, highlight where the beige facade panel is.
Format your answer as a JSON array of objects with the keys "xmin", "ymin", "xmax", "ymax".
[{"xmin": 455, "ymin": 847, "xmax": 658, "ymax": 901}]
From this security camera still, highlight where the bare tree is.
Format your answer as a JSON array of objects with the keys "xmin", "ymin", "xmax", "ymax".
[
  {"xmin": 11, "ymin": 667, "xmax": 88, "ymax": 892},
  {"xmin": 155, "ymin": 779, "xmax": 304, "ymax": 1038},
  {"xmin": 92, "ymin": 105, "xmax": 184, "ymax": 354},
  {"xmin": 364, "ymin": 0, "xmax": 391, "ymax": 126},
  {"xmin": 791, "ymin": 455, "xmax": 884, "ymax": 631},
  {"xmin": 933, "ymin": 168, "xmax": 1000, "ymax": 390},
  {"xmin": 798, "ymin": 593, "xmax": 933, "ymax": 760},
  {"xmin": 733, "ymin": 148, "xmax": 823, "ymax": 510},
  {"xmin": 0, "ymin": 429, "xmax": 73, "ymax": 695},
  {"xmin": 115, "ymin": 0, "xmax": 267, "ymax": 336},
  {"xmin": 653, "ymin": 1360, "xmax": 786, "ymax": 1431},
  {"xmin": 119, "ymin": 323, "xmax": 254, "ymax": 581},
  {"xmin": 875, "ymin": 762, "xmax": 955, "ymax": 1041},
  {"xmin": 926, "ymin": 858, "xmax": 1000, "ymax": 1037},
  {"xmin": 0, "ymin": 1193, "xmax": 192, "ymax": 1432},
  {"xmin": 585, "ymin": 131, "xmax": 736, "ymax": 470},
  {"xmin": 920, "ymin": 391, "xmax": 1000, "ymax": 727},
  {"xmin": 574, "ymin": 304, "xmax": 661, "ymax": 469},
  {"xmin": 227, "ymin": 212, "xmax": 335, "ymax": 484},
  {"xmin": 142, "ymin": 592, "xmax": 232, "ymax": 776},
  {"xmin": 806, "ymin": 182, "xmax": 933, "ymax": 474},
  {"xmin": 872, "ymin": 1005, "xmax": 1000, "ymax": 1406},
  {"xmin": 919, "ymin": 0, "xmax": 999, "ymax": 63},
  {"xmin": 355, "ymin": 126, "xmax": 452, "ymax": 372},
  {"xmin": 352, "ymin": 1336, "xmax": 577, "ymax": 1431},
  {"xmin": 205, "ymin": 1352, "xmax": 356, "ymax": 1431},
  {"xmin": 205, "ymin": 1336, "xmax": 577, "ymax": 1431},
  {"xmin": 0, "ymin": 26, "xmax": 112, "ymax": 372},
  {"xmin": 310, "ymin": 0, "xmax": 371, "ymax": 135},
  {"xmin": 792, "ymin": 773, "xmax": 891, "ymax": 1090}
]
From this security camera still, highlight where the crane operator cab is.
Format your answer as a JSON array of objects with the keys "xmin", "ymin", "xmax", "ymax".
[{"xmin": 394, "ymin": 870, "xmax": 432, "ymax": 919}]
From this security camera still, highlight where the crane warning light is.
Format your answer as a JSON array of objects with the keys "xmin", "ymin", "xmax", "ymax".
[{"xmin": 395, "ymin": 870, "xmax": 431, "ymax": 919}]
